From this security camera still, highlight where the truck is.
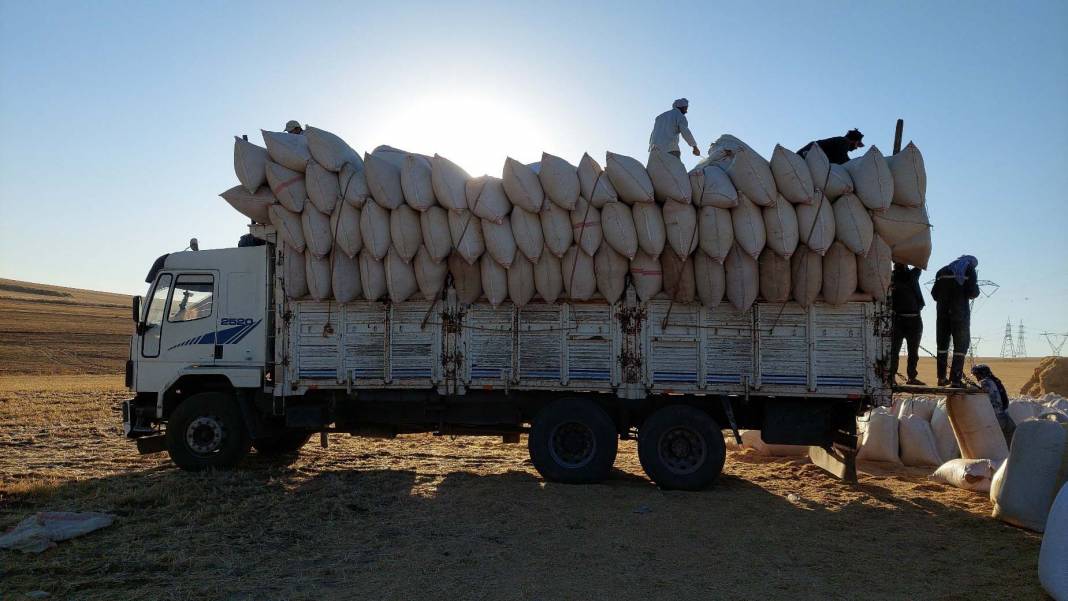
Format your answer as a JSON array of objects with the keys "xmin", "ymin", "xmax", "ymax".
[{"xmin": 123, "ymin": 223, "xmax": 892, "ymax": 490}]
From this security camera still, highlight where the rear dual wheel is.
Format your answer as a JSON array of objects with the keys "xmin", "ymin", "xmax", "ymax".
[{"xmin": 638, "ymin": 405, "xmax": 725, "ymax": 491}]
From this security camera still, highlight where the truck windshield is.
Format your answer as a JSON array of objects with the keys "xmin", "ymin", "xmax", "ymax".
[{"xmin": 142, "ymin": 273, "xmax": 172, "ymax": 357}]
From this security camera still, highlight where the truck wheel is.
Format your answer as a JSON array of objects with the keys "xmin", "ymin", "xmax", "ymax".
[
  {"xmin": 253, "ymin": 431, "xmax": 313, "ymax": 456},
  {"xmin": 638, "ymin": 405, "xmax": 725, "ymax": 491},
  {"xmin": 165, "ymin": 392, "xmax": 251, "ymax": 471},
  {"xmin": 528, "ymin": 398, "xmax": 618, "ymax": 484}
]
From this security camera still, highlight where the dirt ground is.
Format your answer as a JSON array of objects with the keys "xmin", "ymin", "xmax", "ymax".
[
  {"xmin": 0, "ymin": 375, "xmax": 1046, "ymax": 601},
  {"xmin": 0, "ymin": 279, "xmax": 130, "ymax": 376}
]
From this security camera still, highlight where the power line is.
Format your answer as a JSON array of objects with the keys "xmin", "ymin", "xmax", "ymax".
[
  {"xmin": 1017, "ymin": 320, "xmax": 1027, "ymax": 357},
  {"xmin": 1000, "ymin": 318, "xmax": 1016, "ymax": 358},
  {"xmin": 1041, "ymin": 332, "xmax": 1068, "ymax": 357}
]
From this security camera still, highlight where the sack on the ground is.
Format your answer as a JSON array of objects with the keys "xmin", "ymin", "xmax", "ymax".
[
  {"xmin": 931, "ymin": 403, "xmax": 961, "ymax": 462},
  {"xmin": 1039, "ymin": 483, "xmax": 1068, "ymax": 599},
  {"xmin": 1007, "ymin": 400, "xmax": 1043, "ymax": 425},
  {"xmin": 857, "ymin": 407, "xmax": 901, "ymax": 464},
  {"xmin": 990, "ymin": 419, "xmax": 1068, "ymax": 532},
  {"xmin": 740, "ymin": 430, "xmax": 810, "ymax": 456},
  {"xmin": 946, "ymin": 393, "xmax": 1010, "ymax": 463},
  {"xmin": 931, "ymin": 458, "xmax": 996, "ymax": 492},
  {"xmin": 899, "ymin": 415, "xmax": 943, "ymax": 467}
]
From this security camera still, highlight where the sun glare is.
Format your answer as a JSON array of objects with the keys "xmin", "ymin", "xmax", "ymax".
[{"xmin": 386, "ymin": 93, "xmax": 551, "ymax": 177}]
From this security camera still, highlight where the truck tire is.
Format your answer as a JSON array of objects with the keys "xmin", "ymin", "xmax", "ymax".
[
  {"xmin": 253, "ymin": 431, "xmax": 313, "ymax": 456},
  {"xmin": 528, "ymin": 398, "xmax": 618, "ymax": 484},
  {"xmin": 638, "ymin": 405, "xmax": 725, "ymax": 490},
  {"xmin": 165, "ymin": 392, "xmax": 251, "ymax": 471}
]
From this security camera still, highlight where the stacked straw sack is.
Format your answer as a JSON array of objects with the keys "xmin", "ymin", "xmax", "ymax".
[{"xmin": 221, "ymin": 127, "xmax": 932, "ymax": 308}]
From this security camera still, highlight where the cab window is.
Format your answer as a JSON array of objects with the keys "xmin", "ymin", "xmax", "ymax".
[
  {"xmin": 141, "ymin": 273, "xmax": 172, "ymax": 357},
  {"xmin": 168, "ymin": 275, "xmax": 214, "ymax": 323}
]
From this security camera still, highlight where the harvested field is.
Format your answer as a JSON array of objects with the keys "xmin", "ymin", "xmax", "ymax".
[
  {"xmin": 0, "ymin": 279, "xmax": 130, "ymax": 376},
  {"xmin": 0, "ymin": 375, "xmax": 1045, "ymax": 600},
  {"xmin": 913, "ymin": 356, "xmax": 1044, "ymax": 394}
]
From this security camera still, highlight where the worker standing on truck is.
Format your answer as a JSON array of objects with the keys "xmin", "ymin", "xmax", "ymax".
[
  {"xmin": 931, "ymin": 255, "xmax": 980, "ymax": 387},
  {"xmin": 889, "ymin": 262, "xmax": 925, "ymax": 385},
  {"xmin": 797, "ymin": 129, "xmax": 865, "ymax": 165},
  {"xmin": 285, "ymin": 120, "xmax": 304, "ymax": 135},
  {"xmin": 971, "ymin": 364, "xmax": 1015, "ymax": 445},
  {"xmin": 649, "ymin": 99, "xmax": 700, "ymax": 158}
]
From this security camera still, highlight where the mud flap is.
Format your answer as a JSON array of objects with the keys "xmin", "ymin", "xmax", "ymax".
[
  {"xmin": 135, "ymin": 435, "xmax": 166, "ymax": 455},
  {"xmin": 809, "ymin": 444, "xmax": 857, "ymax": 482}
]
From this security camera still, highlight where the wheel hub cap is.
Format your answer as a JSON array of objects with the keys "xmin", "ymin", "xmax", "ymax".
[
  {"xmin": 658, "ymin": 427, "xmax": 706, "ymax": 475},
  {"xmin": 186, "ymin": 416, "xmax": 224, "ymax": 454},
  {"xmin": 549, "ymin": 422, "xmax": 596, "ymax": 468}
]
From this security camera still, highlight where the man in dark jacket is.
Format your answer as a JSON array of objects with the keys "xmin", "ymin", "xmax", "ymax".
[
  {"xmin": 931, "ymin": 255, "xmax": 981, "ymax": 387},
  {"xmin": 797, "ymin": 129, "xmax": 865, "ymax": 165},
  {"xmin": 890, "ymin": 263, "xmax": 925, "ymax": 385}
]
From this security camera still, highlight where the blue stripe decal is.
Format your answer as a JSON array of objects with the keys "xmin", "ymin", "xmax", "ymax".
[{"xmin": 167, "ymin": 320, "xmax": 262, "ymax": 351}]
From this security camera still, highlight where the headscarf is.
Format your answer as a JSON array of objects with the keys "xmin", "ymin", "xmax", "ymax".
[
  {"xmin": 947, "ymin": 255, "xmax": 977, "ymax": 285},
  {"xmin": 672, "ymin": 98, "xmax": 689, "ymax": 109}
]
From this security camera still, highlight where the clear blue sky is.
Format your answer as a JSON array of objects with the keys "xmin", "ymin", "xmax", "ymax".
[{"xmin": 1, "ymin": 1, "xmax": 1065, "ymax": 357}]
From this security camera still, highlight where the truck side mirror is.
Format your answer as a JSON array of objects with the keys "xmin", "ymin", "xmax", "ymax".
[{"xmin": 132, "ymin": 296, "xmax": 141, "ymax": 323}]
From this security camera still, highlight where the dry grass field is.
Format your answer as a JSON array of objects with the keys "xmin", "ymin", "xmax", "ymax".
[{"xmin": 0, "ymin": 279, "xmax": 1052, "ymax": 599}]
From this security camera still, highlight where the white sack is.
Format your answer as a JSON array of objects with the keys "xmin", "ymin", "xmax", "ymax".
[
  {"xmin": 795, "ymin": 194, "xmax": 836, "ymax": 255},
  {"xmin": 364, "ymin": 150, "xmax": 405, "ymax": 210},
  {"xmin": 833, "ymin": 193, "xmax": 874, "ymax": 255},
  {"xmin": 339, "ymin": 162, "xmax": 371, "ymax": 208},
  {"xmin": 931, "ymin": 458, "xmax": 996, "ymax": 492},
  {"xmin": 1039, "ymin": 483, "xmax": 1068, "ymax": 599},
  {"xmin": 480, "ymin": 255, "xmax": 509, "ymax": 306},
  {"xmin": 503, "ymin": 157, "xmax": 545, "ymax": 212},
  {"xmin": 577, "ymin": 153, "xmax": 618, "ymax": 208},
  {"xmin": 899, "ymin": 415, "xmax": 943, "ymax": 467},
  {"xmin": 570, "ymin": 196, "xmax": 602, "ymax": 256},
  {"xmin": 629, "ymin": 250, "xmax": 662, "ymax": 302},
  {"xmin": 541, "ymin": 201, "xmax": 574, "ymax": 258},
  {"xmin": 220, "ymin": 185, "xmax": 275, "ymax": 224},
  {"xmin": 466, "ymin": 176, "xmax": 511, "ymax": 224},
  {"xmin": 301, "ymin": 206, "xmax": 333, "ymax": 259},
  {"xmin": 305, "ymin": 252, "xmax": 332, "ymax": 301},
  {"xmin": 306, "ymin": 126, "xmax": 362, "ymax": 172},
  {"xmin": 358, "ymin": 249, "xmax": 387, "ymax": 301},
  {"xmin": 931, "ymin": 404, "xmax": 961, "ymax": 462},
  {"xmin": 845, "ymin": 146, "xmax": 893, "ymax": 211},
  {"xmin": 483, "ymin": 217, "xmax": 517, "ymax": 268},
  {"xmin": 330, "ymin": 203, "xmax": 362, "ymax": 258},
  {"xmin": 283, "ymin": 245, "xmax": 308, "ymax": 299},
  {"xmin": 539, "ymin": 152, "xmax": 580, "ymax": 210},
  {"xmin": 262, "ymin": 130, "xmax": 311, "ymax": 172},
  {"xmin": 804, "ymin": 141, "xmax": 830, "ymax": 192},
  {"xmin": 857, "ymin": 408, "xmax": 901, "ymax": 463},
  {"xmin": 872, "ymin": 204, "xmax": 931, "ymax": 246},
  {"xmin": 689, "ymin": 164, "xmax": 738, "ymax": 208},
  {"xmin": 822, "ymin": 241, "xmax": 857, "ymax": 306},
  {"xmin": 432, "ymin": 154, "xmax": 470, "ymax": 212},
  {"xmin": 390, "ymin": 205, "xmax": 422, "ymax": 263},
  {"xmin": 606, "ymin": 151, "xmax": 655, "ymax": 204},
  {"xmin": 945, "ymin": 393, "xmax": 1010, "ymax": 463},
  {"xmin": 770, "ymin": 144, "xmax": 815, "ymax": 205},
  {"xmin": 306, "ymin": 161, "xmax": 341, "ymax": 214},
  {"xmin": 595, "ymin": 243, "xmax": 628, "ymax": 304},
  {"xmin": 507, "ymin": 257, "xmax": 536, "ymax": 308},
  {"xmin": 419, "ymin": 206, "xmax": 452, "ymax": 263},
  {"xmin": 758, "ymin": 249, "xmax": 791, "ymax": 303},
  {"xmin": 693, "ymin": 250, "xmax": 726, "ymax": 308},
  {"xmin": 533, "ymin": 248, "xmax": 562, "ymax": 303},
  {"xmin": 1007, "ymin": 400, "xmax": 1043, "ymax": 425},
  {"xmin": 360, "ymin": 200, "xmax": 391, "ymax": 260},
  {"xmin": 763, "ymin": 197, "xmax": 799, "ymax": 259},
  {"xmin": 647, "ymin": 148, "xmax": 691, "ymax": 204},
  {"xmin": 824, "ymin": 164, "xmax": 854, "ymax": 199},
  {"xmin": 740, "ymin": 430, "xmax": 810, "ymax": 457},
  {"xmin": 448, "ymin": 210, "xmax": 485, "ymax": 265},
  {"xmin": 414, "ymin": 245, "xmax": 448, "ymax": 301},
  {"xmin": 698, "ymin": 206, "xmax": 734, "ymax": 263},
  {"xmin": 234, "ymin": 137, "xmax": 268, "ymax": 193},
  {"xmin": 600, "ymin": 201, "xmax": 639, "ymax": 260},
  {"xmin": 857, "ymin": 235, "xmax": 892, "ymax": 298},
  {"xmin": 663, "ymin": 200, "xmax": 699, "ymax": 257},
  {"xmin": 448, "ymin": 252, "xmax": 481, "ymax": 304},
  {"xmin": 332, "ymin": 251, "xmax": 361, "ymax": 303},
  {"xmin": 990, "ymin": 419, "xmax": 1068, "ymax": 532},
  {"xmin": 632, "ymin": 201, "xmax": 666, "ymax": 257},
  {"xmin": 731, "ymin": 194, "xmax": 766, "ymax": 259},
  {"xmin": 562, "ymin": 246, "xmax": 596, "ymax": 301},
  {"xmin": 707, "ymin": 134, "xmax": 777, "ymax": 207},
  {"xmin": 265, "ymin": 161, "xmax": 306, "ymax": 212},
  {"xmin": 511, "ymin": 206, "xmax": 544, "ymax": 262},
  {"xmin": 790, "ymin": 245, "xmax": 822, "ymax": 308},
  {"xmin": 889, "ymin": 228, "xmax": 933, "ymax": 270},
  {"xmin": 897, "ymin": 397, "xmax": 938, "ymax": 422},
  {"xmin": 401, "ymin": 154, "xmax": 436, "ymax": 211},
  {"xmin": 388, "ymin": 242, "xmax": 425, "ymax": 304},
  {"xmin": 662, "ymin": 249, "xmax": 696, "ymax": 303},
  {"xmin": 725, "ymin": 245, "xmax": 758, "ymax": 313},
  {"xmin": 886, "ymin": 142, "xmax": 926, "ymax": 207},
  {"xmin": 269, "ymin": 205, "xmax": 305, "ymax": 252}
]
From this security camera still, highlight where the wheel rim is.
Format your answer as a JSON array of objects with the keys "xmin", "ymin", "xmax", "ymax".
[
  {"xmin": 548, "ymin": 421, "xmax": 596, "ymax": 469},
  {"xmin": 657, "ymin": 426, "xmax": 707, "ymax": 475},
  {"xmin": 186, "ymin": 415, "xmax": 226, "ymax": 455}
]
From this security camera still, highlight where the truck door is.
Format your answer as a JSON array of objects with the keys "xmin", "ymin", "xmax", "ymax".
[{"xmin": 136, "ymin": 272, "xmax": 218, "ymax": 391}]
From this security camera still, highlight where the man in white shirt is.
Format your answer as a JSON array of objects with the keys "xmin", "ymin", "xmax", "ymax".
[{"xmin": 648, "ymin": 98, "xmax": 700, "ymax": 158}]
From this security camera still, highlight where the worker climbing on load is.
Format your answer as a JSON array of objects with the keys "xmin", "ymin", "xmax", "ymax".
[
  {"xmin": 649, "ymin": 98, "xmax": 700, "ymax": 158},
  {"xmin": 284, "ymin": 120, "xmax": 304, "ymax": 135},
  {"xmin": 796, "ymin": 129, "xmax": 865, "ymax": 165},
  {"xmin": 971, "ymin": 363, "xmax": 1015, "ymax": 445},
  {"xmin": 890, "ymin": 262, "xmax": 926, "ymax": 385},
  {"xmin": 931, "ymin": 255, "xmax": 980, "ymax": 387}
]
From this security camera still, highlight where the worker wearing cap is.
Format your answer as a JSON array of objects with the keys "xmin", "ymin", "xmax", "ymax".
[
  {"xmin": 649, "ymin": 99, "xmax": 700, "ymax": 158},
  {"xmin": 797, "ymin": 129, "xmax": 865, "ymax": 165},
  {"xmin": 285, "ymin": 120, "xmax": 304, "ymax": 135}
]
